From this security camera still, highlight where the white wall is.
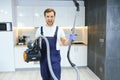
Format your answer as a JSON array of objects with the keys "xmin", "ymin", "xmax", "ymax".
[
  {"xmin": 15, "ymin": 0, "xmax": 85, "ymax": 27},
  {"xmin": 15, "ymin": 0, "xmax": 84, "ymax": 7},
  {"xmin": 0, "ymin": 0, "xmax": 13, "ymax": 22}
]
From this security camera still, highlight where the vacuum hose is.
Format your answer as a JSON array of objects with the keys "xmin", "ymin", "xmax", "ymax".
[
  {"xmin": 23, "ymin": 35, "xmax": 58, "ymax": 80},
  {"xmin": 38, "ymin": 35, "xmax": 58, "ymax": 80}
]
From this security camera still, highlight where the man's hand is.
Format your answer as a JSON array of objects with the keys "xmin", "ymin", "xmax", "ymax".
[{"xmin": 69, "ymin": 34, "xmax": 75, "ymax": 41}]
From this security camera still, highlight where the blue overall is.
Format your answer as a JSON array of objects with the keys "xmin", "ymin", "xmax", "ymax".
[{"xmin": 40, "ymin": 26, "xmax": 61, "ymax": 80}]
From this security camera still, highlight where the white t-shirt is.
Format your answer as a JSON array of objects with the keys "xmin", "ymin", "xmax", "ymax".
[{"xmin": 35, "ymin": 25, "xmax": 65, "ymax": 50}]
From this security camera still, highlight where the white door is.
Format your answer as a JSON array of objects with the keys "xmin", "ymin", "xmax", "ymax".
[{"xmin": 0, "ymin": 32, "xmax": 15, "ymax": 72}]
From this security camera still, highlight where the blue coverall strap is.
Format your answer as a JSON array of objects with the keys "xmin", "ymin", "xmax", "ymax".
[
  {"xmin": 54, "ymin": 26, "xmax": 58, "ymax": 37},
  {"xmin": 40, "ymin": 26, "xmax": 43, "ymax": 35}
]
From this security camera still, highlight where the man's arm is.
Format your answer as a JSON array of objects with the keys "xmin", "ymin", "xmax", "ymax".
[{"xmin": 60, "ymin": 37, "xmax": 69, "ymax": 46}]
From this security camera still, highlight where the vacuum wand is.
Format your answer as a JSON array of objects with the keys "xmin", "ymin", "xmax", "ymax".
[
  {"xmin": 67, "ymin": 0, "xmax": 80, "ymax": 80},
  {"xmin": 73, "ymin": 0, "xmax": 80, "ymax": 11},
  {"xmin": 67, "ymin": 0, "xmax": 80, "ymax": 68}
]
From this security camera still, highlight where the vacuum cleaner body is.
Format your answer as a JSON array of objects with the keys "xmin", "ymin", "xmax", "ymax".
[{"xmin": 23, "ymin": 39, "xmax": 41, "ymax": 63}]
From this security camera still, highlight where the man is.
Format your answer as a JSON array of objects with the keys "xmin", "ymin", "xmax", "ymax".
[{"xmin": 35, "ymin": 8, "xmax": 68, "ymax": 80}]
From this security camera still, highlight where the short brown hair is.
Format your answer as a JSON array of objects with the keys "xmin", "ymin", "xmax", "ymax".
[{"xmin": 44, "ymin": 8, "xmax": 56, "ymax": 16}]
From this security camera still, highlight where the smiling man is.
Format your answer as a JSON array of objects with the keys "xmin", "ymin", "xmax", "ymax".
[{"xmin": 35, "ymin": 8, "xmax": 68, "ymax": 80}]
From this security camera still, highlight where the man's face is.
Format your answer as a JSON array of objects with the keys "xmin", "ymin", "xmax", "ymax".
[{"xmin": 44, "ymin": 11, "xmax": 55, "ymax": 26}]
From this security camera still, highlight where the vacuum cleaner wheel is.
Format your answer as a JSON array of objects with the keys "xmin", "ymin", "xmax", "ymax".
[{"xmin": 23, "ymin": 51, "xmax": 27, "ymax": 62}]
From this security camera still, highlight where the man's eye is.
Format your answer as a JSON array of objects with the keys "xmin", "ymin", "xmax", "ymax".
[{"xmin": 51, "ymin": 16, "xmax": 54, "ymax": 18}]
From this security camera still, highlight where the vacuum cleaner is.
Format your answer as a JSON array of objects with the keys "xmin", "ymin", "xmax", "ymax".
[
  {"xmin": 23, "ymin": 0, "xmax": 80, "ymax": 80},
  {"xmin": 23, "ymin": 34, "xmax": 80, "ymax": 80},
  {"xmin": 23, "ymin": 35, "xmax": 58, "ymax": 80},
  {"xmin": 23, "ymin": 39, "xmax": 41, "ymax": 62}
]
